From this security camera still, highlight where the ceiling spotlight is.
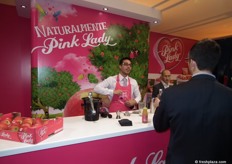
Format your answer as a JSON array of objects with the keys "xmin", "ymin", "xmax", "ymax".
[
  {"xmin": 21, "ymin": 5, "xmax": 26, "ymax": 8},
  {"xmin": 153, "ymin": 20, "xmax": 158, "ymax": 24},
  {"xmin": 103, "ymin": 7, "xmax": 108, "ymax": 11}
]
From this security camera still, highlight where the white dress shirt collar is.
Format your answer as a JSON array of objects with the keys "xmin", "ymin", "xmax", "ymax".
[
  {"xmin": 119, "ymin": 74, "xmax": 128, "ymax": 81},
  {"xmin": 161, "ymin": 80, "xmax": 169, "ymax": 89}
]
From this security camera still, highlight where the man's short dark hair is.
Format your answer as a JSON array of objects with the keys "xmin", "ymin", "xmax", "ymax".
[
  {"xmin": 119, "ymin": 57, "xmax": 131, "ymax": 65},
  {"xmin": 189, "ymin": 38, "xmax": 221, "ymax": 72}
]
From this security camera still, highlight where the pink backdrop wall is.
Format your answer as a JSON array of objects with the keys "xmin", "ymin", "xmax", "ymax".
[{"xmin": 0, "ymin": 4, "xmax": 31, "ymax": 117}]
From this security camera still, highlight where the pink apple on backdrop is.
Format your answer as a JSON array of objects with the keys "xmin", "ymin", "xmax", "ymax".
[{"xmin": 64, "ymin": 88, "xmax": 110, "ymax": 117}]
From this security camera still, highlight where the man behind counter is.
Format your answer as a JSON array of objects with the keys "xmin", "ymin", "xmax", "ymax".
[
  {"xmin": 94, "ymin": 57, "xmax": 141, "ymax": 112},
  {"xmin": 152, "ymin": 69, "xmax": 172, "ymax": 98}
]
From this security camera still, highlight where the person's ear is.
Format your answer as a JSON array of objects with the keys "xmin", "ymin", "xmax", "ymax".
[
  {"xmin": 189, "ymin": 59, "xmax": 197, "ymax": 73},
  {"xmin": 190, "ymin": 59, "xmax": 197, "ymax": 67}
]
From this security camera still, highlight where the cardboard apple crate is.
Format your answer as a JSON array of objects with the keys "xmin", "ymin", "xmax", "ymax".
[{"xmin": 0, "ymin": 112, "xmax": 63, "ymax": 144}]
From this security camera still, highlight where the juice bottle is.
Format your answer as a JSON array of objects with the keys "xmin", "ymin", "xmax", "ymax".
[{"xmin": 142, "ymin": 107, "xmax": 148, "ymax": 123}]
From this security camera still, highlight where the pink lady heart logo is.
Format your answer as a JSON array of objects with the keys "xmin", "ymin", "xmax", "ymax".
[
  {"xmin": 154, "ymin": 37, "xmax": 184, "ymax": 70},
  {"xmin": 38, "ymin": 126, "xmax": 48, "ymax": 138}
]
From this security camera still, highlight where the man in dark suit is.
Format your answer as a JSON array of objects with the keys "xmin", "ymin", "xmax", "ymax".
[
  {"xmin": 153, "ymin": 39, "xmax": 232, "ymax": 164},
  {"xmin": 152, "ymin": 69, "xmax": 171, "ymax": 98}
]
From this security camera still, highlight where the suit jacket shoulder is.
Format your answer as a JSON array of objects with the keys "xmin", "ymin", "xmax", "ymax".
[{"xmin": 152, "ymin": 82, "xmax": 165, "ymax": 98}]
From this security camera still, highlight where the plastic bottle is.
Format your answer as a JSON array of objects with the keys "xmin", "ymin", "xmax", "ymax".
[
  {"xmin": 157, "ymin": 89, "xmax": 163, "ymax": 98},
  {"xmin": 142, "ymin": 107, "xmax": 148, "ymax": 123},
  {"xmin": 150, "ymin": 98, "xmax": 155, "ymax": 114}
]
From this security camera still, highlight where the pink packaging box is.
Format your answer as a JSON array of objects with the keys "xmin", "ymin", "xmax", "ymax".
[{"xmin": 0, "ymin": 112, "xmax": 63, "ymax": 144}]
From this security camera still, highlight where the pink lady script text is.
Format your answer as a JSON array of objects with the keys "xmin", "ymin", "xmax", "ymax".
[
  {"xmin": 31, "ymin": 22, "xmax": 117, "ymax": 54},
  {"xmin": 158, "ymin": 42, "xmax": 182, "ymax": 63}
]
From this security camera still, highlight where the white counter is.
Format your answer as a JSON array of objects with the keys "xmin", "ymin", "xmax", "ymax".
[{"xmin": 0, "ymin": 111, "xmax": 154, "ymax": 157}]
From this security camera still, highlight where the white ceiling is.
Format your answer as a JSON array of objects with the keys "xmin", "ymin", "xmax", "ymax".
[
  {"xmin": 1, "ymin": 0, "xmax": 232, "ymax": 40},
  {"xmin": 133, "ymin": 0, "xmax": 232, "ymax": 40}
]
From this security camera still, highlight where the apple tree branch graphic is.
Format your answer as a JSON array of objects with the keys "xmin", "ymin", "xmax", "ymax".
[
  {"xmin": 89, "ymin": 23, "xmax": 150, "ymax": 97},
  {"xmin": 32, "ymin": 67, "xmax": 80, "ymax": 118}
]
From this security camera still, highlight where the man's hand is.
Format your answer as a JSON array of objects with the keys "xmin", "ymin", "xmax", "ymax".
[
  {"xmin": 114, "ymin": 90, "xmax": 123, "ymax": 95},
  {"xmin": 154, "ymin": 97, "xmax": 160, "ymax": 108},
  {"xmin": 125, "ymin": 99, "xmax": 137, "ymax": 107}
]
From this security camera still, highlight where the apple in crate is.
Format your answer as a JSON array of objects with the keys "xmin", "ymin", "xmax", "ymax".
[
  {"xmin": 19, "ymin": 123, "xmax": 32, "ymax": 132},
  {"xmin": 23, "ymin": 117, "xmax": 33, "ymax": 125},
  {"xmin": 9, "ymin": 124, "xmax": 20, "ymax": 132},
  {"xmin": 0, "ymin": 123, "xmax": 8, "ymax": 130},
  {"xmin": 43, "ymin": 119, "xmax": 50, "ymax": 125},
  {"xmin": 31, "ymin": 123, "xmax": 43, "ymax": 129},
  {"xmin": 0, "ymin": 113, "xmax": 14, "ymax": 122},
  {"xmin": 33, "ymin": 118, "xmax": 43, "ymax": 125},
  {"xmin": 0, "ymin": 117, "xmax": 12, "ymax": 126},
  {"xmin": 12, "ymin": 116, "xmax": 23, "ymax": 125}
]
